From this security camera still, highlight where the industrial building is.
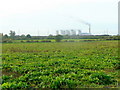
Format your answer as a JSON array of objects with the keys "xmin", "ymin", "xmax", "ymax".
[
  {"xmin": 56, "ymin": 29, "xmax": 91, "ymax": 36},
  {"xmin": 56, "ymin": 18, "xmax": 92, "ymax": 36}
]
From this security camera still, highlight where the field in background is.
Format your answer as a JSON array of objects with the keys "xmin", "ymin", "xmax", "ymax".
[
  {"xmin": 2, "ymin": 40, "xmax": 119, "ymax": 88},
  {"xmin": 10, "ymin": 39, "xmax": 116, "ymax": 43}
]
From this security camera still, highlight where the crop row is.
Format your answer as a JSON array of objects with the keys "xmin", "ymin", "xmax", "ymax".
[{"xmin": 2, "ymin": 41, "xmax": 119, "ymax": 88}]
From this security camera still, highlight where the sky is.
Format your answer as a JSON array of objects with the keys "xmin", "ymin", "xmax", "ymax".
[{"xmin": 0, "ymin": 0, "xmax": 119, "ymax": 36}]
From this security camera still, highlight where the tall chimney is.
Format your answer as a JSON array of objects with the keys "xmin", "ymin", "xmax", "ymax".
[{"xmin": 89, "ymin": 24, "xmax": 91, "ymax": 34}]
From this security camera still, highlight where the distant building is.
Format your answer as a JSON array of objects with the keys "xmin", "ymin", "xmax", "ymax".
[
  {"xmin": 56, "ymin": 30, "xmax": 59, "ymax": 35},
  {"xmin": 65, "ymin": 30, "xmax": 70, "ymax": 35},
  {"xmin": 60, "ymin": 30, "xmax": 65, "ymax": 35},
  {"xmin": 77, "ymin": 30, "xmax": 81, "ymax": 35},
  {"xmin": 80, "ymin": 33, "xmax": 91, "ymax": 36},
  {"xmin": 0, "ymin": 33, "xmax": 3, "ymax": 36},
  {"xmin": 70, "ymin": 29, "xmax": 76, "ymax": 35},
  {"xmin": 56, "ymin": 29, "xmax": 91, "ymax": 36}
]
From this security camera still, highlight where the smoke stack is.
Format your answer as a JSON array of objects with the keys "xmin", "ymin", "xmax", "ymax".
[
  {"xmin": 65, "ymin": 16, "xmax": 92, "ymax": 34},
  {"xmin": 89, "ymin": 24, "xmax": 91, "ymax": 34}
]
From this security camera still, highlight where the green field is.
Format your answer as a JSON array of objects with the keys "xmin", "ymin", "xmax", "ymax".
[{"xmin": 2, "ymin": 40, "xmax": 119, "ymax": 88}]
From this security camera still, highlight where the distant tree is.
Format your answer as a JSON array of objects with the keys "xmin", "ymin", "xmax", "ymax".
[
  {"xmin": 47, "ymin": 34, "xmax": 55, "ymax": 39},
  {"xmin": 49, "ymin": 34, "xmax": 53, "ymax": 37},
  {"xmin": 21, "ymin": 34, "xmax": 25, "ymax": 37},
  {"xmin": 20, "ymin": 34, "xmax": 26, "ymax": 40},
  {"xmin": 9, "ymin": 30, "xmax": 15, "ymax": 37},
  {"xmin": 2, "ymin": 34, "xmax": 13, "ymax": 43},
  {"xmin": 3, "ymin": 34, "xmax": 8, "ymax": 38},
  {"xmin": 55, "ymin": 35, "xmax": 63, "ymax": 42},
  {"xmin": 26, "ymin": 34, "xmax": 31, "ymax": 39}
]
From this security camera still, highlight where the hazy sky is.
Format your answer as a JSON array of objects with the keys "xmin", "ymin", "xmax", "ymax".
[{"xmin": 0, "ymin": 0, "xmax": 119, "ymax": 36}]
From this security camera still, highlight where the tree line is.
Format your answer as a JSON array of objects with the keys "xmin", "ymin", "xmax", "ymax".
[{"xmin": 1, "ymin": 30, "xmax": 120, "ymax": 43}]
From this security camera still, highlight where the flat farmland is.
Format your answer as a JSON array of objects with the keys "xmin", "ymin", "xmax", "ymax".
[{"xmin": 2, "ymin": 41, "xmax": 119, "ymax": 88}]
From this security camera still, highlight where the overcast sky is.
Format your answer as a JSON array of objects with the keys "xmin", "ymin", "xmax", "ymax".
[{"xmin": 0, "ymin": 0, "xmax": 119, "ymax": 36}]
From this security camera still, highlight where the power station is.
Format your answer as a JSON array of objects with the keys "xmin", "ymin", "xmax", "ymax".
[
  {"xmin": 56, "ymin": 18, "xmax": 91, "ymax": 36},
  {"xmin": 56, "ymin": 29, "xmax": 91, "ymax": 36}
]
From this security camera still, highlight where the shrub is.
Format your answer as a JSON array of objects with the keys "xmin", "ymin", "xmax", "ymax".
[
  {"xmin": 89, "ymin": 72, "xmax": 116, "ymax": 85},
  {"xmin": 2, "ymin": 82, "xmax": 29, "ymax": 89}
]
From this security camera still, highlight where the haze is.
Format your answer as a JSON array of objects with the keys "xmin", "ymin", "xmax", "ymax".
[{"xmin": 0, "ymin": 0, "xmax": 118, "ymax": 36}]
